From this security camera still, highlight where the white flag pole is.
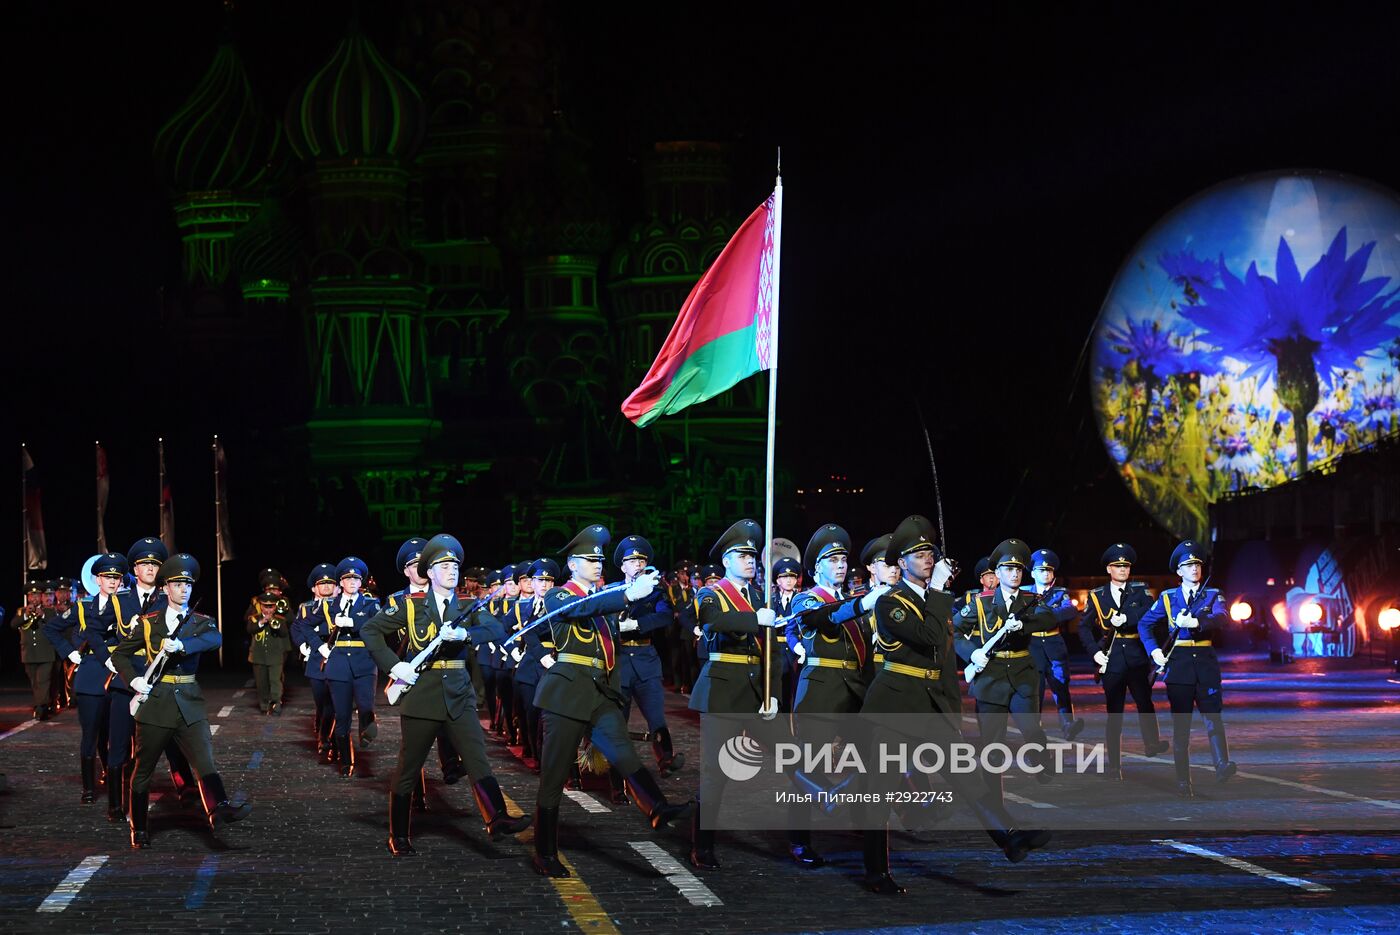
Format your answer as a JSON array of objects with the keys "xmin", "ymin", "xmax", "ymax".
[
  {"xmin": 760, "ymin": 153, "xmax": 784, "ymax": 718},
  {"xmin": 213, "ymin": 435, "xmax": 224, "ymax": 667}
]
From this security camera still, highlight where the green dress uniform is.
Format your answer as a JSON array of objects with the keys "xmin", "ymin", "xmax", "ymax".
[
  {"xmin": 110, "ymin": 553, "xmax": 251, "ymax": 849},
  {"xmin": 246, "ymin": 592, "xmax": 292, "ymax": 714},
  {"xmin": 361, "ymin": 534, "xmax": 530, "ymax": 856},
  {"xmin": 11, "ymin": 585, "xmax": 56, "ymax": 719},
  {"xmin": 528, "ymin": 525, "xmax": 691, "ymax": 879}
]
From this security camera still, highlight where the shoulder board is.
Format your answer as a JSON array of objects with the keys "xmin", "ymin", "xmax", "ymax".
[{"xmin": 62, "ymin": 608, "xmax": 72, "ymax": 619}]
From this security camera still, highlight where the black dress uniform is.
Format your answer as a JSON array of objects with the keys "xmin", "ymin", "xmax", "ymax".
[
  {"xmin": 1024, "ymin": 549, "xmax": 1085, "ymax": 740},
  {"xmin": 290, "ymin": 563, "xmax": 339, "ymax": 758},
  {"xmin": 362, "ymin": 534, "xmax": 531, "ymax": 856},
  {"xmin": 530, "ymin": 525, "xmax": 691, "ymax": 879},
  {"xmin": 11, "ymin": 583, "xmax": 55, "ymax": 719},
  {"xmin": 1076, "ymin": 543, "xmax": 1168, "ymax": 778},
  {"xmin": 111, "ymin": 553, "xmax": 252, "ymax": 848},
  {"xmin": 863, "ymin": 517, "xmax": 1051, "ymax": 893},
  {"xmin": 1139, "ymin": 540, "xmax": 1237, "ymax": 795}
]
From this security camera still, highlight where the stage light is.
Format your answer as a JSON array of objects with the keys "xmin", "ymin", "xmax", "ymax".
[
  {"xmin": 1230, "ymin": 600, "xmax": 1253, "ymax": 622},
  {"xmin": 1299, "ymin": 601, "xmax": 1323, "ymax": 625},
  {"xmin": 1379, "ymin": 607, "xmax": 1400, "ymax": 632}
]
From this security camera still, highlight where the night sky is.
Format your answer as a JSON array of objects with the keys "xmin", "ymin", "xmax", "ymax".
[{"xmin": 8, "ymin": 1, "xmax": 1400, "ymax": 595}]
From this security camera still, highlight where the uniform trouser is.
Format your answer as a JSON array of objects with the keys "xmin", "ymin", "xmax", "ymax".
[
  {"xmin": 975, "ymin": 691, "xmax": 1050, "ymax": 782},
  {"xmin": 538, "ymin": 706, "xmax": 643, "ymax": 809},
  {"xmin": 1166, "ymin": 681, "xmax": 1226, "ymax": 781},
  {"xmin": 1102, "ymin": 663, "xmax": 1162, "ymax": 763},
  {"xmin": 620, "ymin": 672, "xmax": 668, "ymax": 733},
  {"xmin": 671, "ymin": 634, "xmax": 697, "ymax": 691},
  {"xmin": 393, "ymin": 712, "xmax": 493, "ymax": 796},
  {"xmin": 495, "ymin": 670, "xmax": 516, "ymax": 734},
  {"xmin": 25, "ymin": 662, "xmax": 53, "ymax": 707},
  {"xmin": 479, "ymin": 667, "xmax": 500, "ymax": 723},
  {"xmin": 1033, "ymin": 653, "xmax": 1075, "ymax": 720},
  {"xmin": 514, "ymin": 679, "xmax": 541, "ymax": 756},
  {"xmin": 108, "ymin": 690, "xmax": 137, "ymax": 769},
  {"xmin": 309, "ymin": 676, "xmax": 333, "ymax": 742},
  {"xmin": 253, "ymin": 661, "xmax": 285, "ymax": 707},
  {"xmin": 328, "ymin": 674, "xmax": 375, "ymax": 740},
  {"xmin": 132, "ymin": 718, "xmax": 217, "ymax": 794},
  {"xmin": 77, "ymin": 692, "xmax": 110, "ymax": 759}
]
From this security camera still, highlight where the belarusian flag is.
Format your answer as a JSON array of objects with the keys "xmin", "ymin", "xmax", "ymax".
[{"xmin": 622, "ymin": 190, "xmax": 779, "ymax": 426}]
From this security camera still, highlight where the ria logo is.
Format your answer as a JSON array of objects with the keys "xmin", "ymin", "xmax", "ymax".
[{"xmin": 717, "ymin": 735, "xmax": 765, "ymax": 782}]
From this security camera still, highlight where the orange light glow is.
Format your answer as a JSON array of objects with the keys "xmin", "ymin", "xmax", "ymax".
[
  {"xmin": 1230, "ymin": 601, "xmax": 1253, "ymax": 622},
  {"xmin": 1299, "ymin": 602, "xmax": 1323, "ymax": 625}
]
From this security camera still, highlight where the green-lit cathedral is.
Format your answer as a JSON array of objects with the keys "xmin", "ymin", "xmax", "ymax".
[{"xmin": 153, "ymin": 4, "xmax": 769, "ymax": 566}]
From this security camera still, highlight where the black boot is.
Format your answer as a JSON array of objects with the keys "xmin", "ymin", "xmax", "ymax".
[
  {"xmin": 623, "ymin": 768, "xmax": 693, "ymax": 830},
  {"xmin": 653, "ymin": 726, "xmax": 685, "ymax": 776},
  {"xmin": 122, "ymin": 760, "xmax": 136, "ymax": 815},
  {"xmin": 971, "ymin": 792, "xmax": 1050, "ymax": 863},
  {"xmin": 607, "ymin": 767, "xmax": 630, "ymax": 805},
  {"xmin": 38, "ymin": 704, "xmax": 51, "ymax": 721},
  {"xmin": 862, "ymin": 828, "xmax": 905, "ymax": 894},
  {"xmin": 471, "ymin": 776, "xmax": 531, "ymax": 837},
  {"xmin": 1206, "ymin": 716, "xmax": 1237, "ymax": 782},
  {"xmin": 1176, "ymin": 779, "xmax": 1195, "ymax": 797},
  {"xmin": 531, "ymin": 806, "xmax": 569, "ymax": 877},
  {"xmin": 359, "ymin": 714, "xmax": 377, "ymax": 747},
  {"xmin": 413, "ymin": 770, "xmax": 428, "ymax": 812},
  {"xmin": 129, "ymin": 790, "xmax": 150, "ymax": 849},
  {"xmin": 1141, "ymin": 711, "xmax": 1169, "ymax": 757},
  {"xmin": 1061, "ymin": 713, "xmax": 1085, "ymax": 741},
  {"xmin": 80, "ymin": 755, "xmax": 96, "ymax": 804},
  {"xmin": 441, "ymin": 757, "xmax": 466, "ymax": 786},
  {"xmin": 337, "ymin": 737, "xmax": 354, "ymax": 777},
  {"xmin": 787, "ymin": 828, "xmax": 825, "ymax": 868},
  {"xmin": 106, "ymin": 766, "xmax": 124, "ymax": 822},
  {"xmin": 688, "ymin": 807, "xmax": 720, "ymax": 870},
  {"xmin": 199, "ymin": 773, "xmax": 252, "ymax": 832},
  {"xmin": 388, "ymin": 793, "xmax": 417, "ymax": 856},
  {"xmin": 167, "ymin": 745, "xmax": 198, "ymax": 806}
]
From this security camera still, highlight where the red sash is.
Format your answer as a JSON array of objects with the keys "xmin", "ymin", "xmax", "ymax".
[
  {"xmin": 713, "ymin": 578, "xmax": 755, "ymax": 612},
  {"xmin": 811, "ymin": 585, "xmax": 867, "ymax": 668},
  {"xmin": 563, "ymin": 580, "xmax": 613, "ymax": 671}
]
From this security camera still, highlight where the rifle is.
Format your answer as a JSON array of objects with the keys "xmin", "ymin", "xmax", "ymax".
[
  {"xmin": 128, "ymin": 600, "xmax": 199, "ymax": 716},
  {"xmin": 384, "ymin": 594, "xmax": 494, "ymax": 705},
  {"xmin": 1152, "ymin": 575, "xmax": 1213, "ymax": 686},
  {"xmin": 963, "ymin": 588, "xmax": 1048, "ymax": 684},
  {"xmin": 500, "ymin": 571, "xmax": 653, "ymax": 649}
]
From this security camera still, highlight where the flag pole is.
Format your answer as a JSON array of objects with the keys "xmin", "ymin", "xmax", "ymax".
[
  {"xmin": 158, "ymin": 437, "xmax": 164, "ymax": 542},
  {"xmin": 213, "ymin": 435, "xmax": 224, "ymax": 667},
  {"xmin": 21, "ymin": 444, "xmax": 28, "ymax": 596},
  {"xmin": 761, "ymin": 151, "xmax": 784, "ymax": 718}
]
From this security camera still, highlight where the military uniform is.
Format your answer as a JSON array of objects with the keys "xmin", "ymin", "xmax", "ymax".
[
  {"xmin": 1077, "ymin": 543, "xmax": 1168, "ymax": 777},
  {"xmin": 1023, "ymin": 549, "xmax": 1085, "ymax": 740},
  {"xmin": 363, "ymin": 533, "xmax": 530, "ymax": 855},
  {"xmin": 510, "ymin": 559, "xmax": 560, "ymax": 764},
  {"xmin": 291, "ymin": 563, "xmax": 341, "ymax": 759},
  {"xmin": 321, "ymin": 556, "xmax": 381, "ymax": 775},
  {"xmin": 476, "ymin": 565, "xmax": 512, "ymax": 733},
  {"xmin": 11, "ymin": 583, "xmax": 55, "ymax": 719},
  {"xmin": 111, "ymin": 553, "xmax": 251, "ymax": 848},
  {"xmin": 530, "ymin": 525, "xmax": 691, "ymax": 879},
  {"xmin": 612, "ymin": 536, "xmax": 684, "ymax": 775},
  {"xmin": 247, "ymin": 591, "xmax": 292, "ymax": 714},
  {"xmin": 666, "ymin": 563, "xmax": 699, "ymax": 694},
  {"xmin": 1138, "ymin": 540, "xmax": 1236, "ymax": 795}
]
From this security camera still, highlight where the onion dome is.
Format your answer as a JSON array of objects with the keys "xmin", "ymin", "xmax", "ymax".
[
  {"xmin": 154, "ymin": 43, "xmax": 283, "ymax": 193},
  {"xmin": 230, "ymin": 201, "xmax": 302, "ymax": 302},
  {"xmin": 285, "ymin": 28, "xmax": 426, "ymax": 162}
]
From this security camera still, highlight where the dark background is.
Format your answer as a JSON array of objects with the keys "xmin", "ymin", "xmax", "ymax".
[{"xmin": 6, "ymin": 0, "xmax": 1400, "ymax": 613}]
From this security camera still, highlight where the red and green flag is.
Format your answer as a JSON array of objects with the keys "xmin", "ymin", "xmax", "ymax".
[{"xmin": 622, "ymin": 190, "xmax": 779, "ymax": 426}]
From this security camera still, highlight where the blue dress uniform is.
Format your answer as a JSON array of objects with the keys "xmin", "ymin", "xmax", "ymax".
[
  {"xmin": 666, "ymin": 562, "xmax": 700, "ymax": 694},
  {"xmin": 291, "ymin": 563, "xmax": 339, "ymax": 759},
  {"xmin": 1076, "ymin": 543, "xmax": 1168, "ymax": 778},
  {"xmin": 510, "ymin": 558, "xmax": 560, "ymax": 764},
  {"xmin": 1138, "ymin": 540, "xmax": 1237, "ymax": 795},
  {"xmin": 322, "ymin": 556, "xmax": 382, "ymax": 775},
  {"xmin": 44, "ymin": 552, "xmax": 129, "ymax": 803},
  {"xmin": 362, "ymin": 534, "xmax": 531, "ymax": 856},
  {"xmin": 770, "ymin": 556, "xmax": 802, "ymax": 711},
  {"xmin": 111, "ymin": 553, "xmax": 252, "ymax": 848},
  {"xmin": 1022, "ymin": 549, "xmax": 1085, "ymax": 740},
  {"xmin": 490, "ymin": 565, "xmax": 528, "ymax": 743},
  {"xmin": 612, "ymin": 536, "xmax": 685, "ymax": 775},
  {"xmin": 476, "ymin": 565, "xmax": 512, "ymax": 732},
  {"xmin": 529, "ymin": 525, "xmax": 692, "ymax": 879},
  {"xmin": 953, "ymin": 539, "xmax": 1057, "ymax": 786}
]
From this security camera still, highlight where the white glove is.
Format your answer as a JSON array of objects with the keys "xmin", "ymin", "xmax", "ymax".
[
  {"xmin": 440, "ymin": 625, "xmax": 467, "ymax": 642},
  {"xmin": 389, "ymin": 661, "xmax": 419, "ymax": 684},
  {"xmin": 299, "ymin": 644, "xmax": 310, "ymax": 660},
  {"xmin": 318, "ymin": 644, "xmax": 331, "ymax": 660},
  {"xmin": 1110, "ymin": 612, "xmax": 1128, "ymax": 627},
  {"xmin": 930, "ymin": 559, "xmax": 955, "ymax": 591},
  {"xmin": 162, "ymin": 638, "xmax": 183, "ymax": 654},
  {"xmin": 692, "ymin": 625, "xmax": 702, "ymax": 638},
  {"xmin": 624, "ymin": 571, "xmax": 659, "ymax": 601},
  {"xmin": 510, "ymin": 646, "xmax": 524, "ymax": 663},
  {"xmin": 1004, "ymin": 615, "xmax": 1023, "ymax": 632},
  {"xmin": 793, "ymin": 643, "xmax": 807, "ymax": 663},
  {"xmin": 487, "ymin": 641, "xmax": 497, "ymax": 652},
  {"xmin": 618, "ymin": 617, "xmax": 639, "ymax": 633},
  {"xmin": 105, "ymin": 657, "xmax": 118, "ymax": 674},
  {"xmin": 1151, "ymin": 648, "xmax": 1167, "ymax": 667},
  {"xmin": 129, "ymin": 676, "xmax": 151, "ymax": 695},
  {"xmin": 335, "ymin": 614, "xmax": 355, "ymax": 629},
  {"xmin": 756, "ymin": 607, "xmax": 779, "ymax": 628},
  {"xmin": 1093, "ymin": 651, "xmax": 1109, "ymax": 669},
  {"xmin": 860, "ymin": 584, "xmax": 891, "ymax": 612},
  {"xmin": 540, "ymin": 654, "xmax": 556, "ymax": 669},
  {"xmin": 68, "ymin": 651, "xmax": 82, "ymax": 665},
  {"xmin": 970, "ymin": 648, "xmax": 989, "ymax": 670},
  {"xmin": 1175, "ymin": 613, "xmax": 1199, "ymax": 629}
]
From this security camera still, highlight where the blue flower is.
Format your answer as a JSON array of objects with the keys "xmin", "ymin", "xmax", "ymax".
[
  {"xmin": 1107, "ymin": 439, "xmax": 1129, "ymax": 464},
  {"xmin": 1100, "ymin": 317, "xmax": 1216, "ymax": 383},
  {"xmin": 1311, "ymin": 403, "xmax": 1355, "ymax": 447},
  {"xmin": 1216, "ymin": 432, "xmax": 1262, "ymax": 475},
  {"xmin": 1159, "ymin": 250, "xmax": 1219, "ymax": 301},
  {"xmin": 1360, "ymin": 394, "xmax": 1397, "ymax": 433}
]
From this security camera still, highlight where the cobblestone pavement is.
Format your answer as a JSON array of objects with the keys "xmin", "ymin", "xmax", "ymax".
[{"xmin": 0, "ymin": 654, "xmax": 1396, "ymax": 934}]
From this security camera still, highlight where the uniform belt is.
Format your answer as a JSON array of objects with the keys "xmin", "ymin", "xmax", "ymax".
[
  {"xmin": 873, "ymin": 653, "xmax": 885, "ymax": 664},
  {"xmin": 804, "ymin": 657, "xmax": 859, "ymax": 670},
  {"xmin": 1114, "ymin": 632, "xmax": 1140, "ymax": 639},
  {"xmin": 160, "ymin": 674, "xmax": 196, "ymax": 684},
  {"xmin": 882, "ymin": 660, "xmax": 941, "ymax": 680},
  {"xmin": 708, "ymin": 652, "xmax": 762, "ymax": 665},
  {"xmin": 1175, "ymin": 639, "xmax": 1213, "ymax": 647},
  {"xmin": 557, "ymin": 653, "xmax": 605, "ymax": 669},
  {"xmin": 620, "ymin": 640, "xmax": 651, "ymax": 647},
  {"xmin": 1030, "ymin": 628, "xmax": 1060, "ymax": 638},
  {"xmin": 994, "ymin": 649, "xmax": 1031, "ymax": 659},
  {"xmin": 429, "ymin": 660, "xmax": 466, "ymax": 669},
  {"xmin": 334, "ymin": 640, "xmax": 365, "ymax": 647}
]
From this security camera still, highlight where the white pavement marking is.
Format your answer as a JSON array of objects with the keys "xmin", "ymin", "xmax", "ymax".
[
  {"xmin": 1156, "ymin": 839, "xmax": 1332, "ymax": 893},
  {"xmin": 36, "ymin": 855, "xmax": 109, "ymax": 912},
  {"xmin": 233, "ymin": 690, "xmax": 246, "ymax": 699},
  {"xmin": 630, "ymin": 841, "xmax": 723, "ymax": 907},
  {"xmin": 563, "ymin": 789, "xmax": 611, "ymax": 813},
  {"xmin": 210, "ymin": 724, "xmax": 221, "ymax": 735},
  {"xmin": 1004, "ymin": 791, "xmax": 1057, "ymax": 809},
  {"xmin": 217, "ymin": 706, "xmax": 234, "ymax": 718},
  {"xmin": 1125, "ymin": 753, "xmax": 1400, "ymax": 811},
  {"xmin": 0, "ymin": 719, "xmax": 39, "ymax": 742}
]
